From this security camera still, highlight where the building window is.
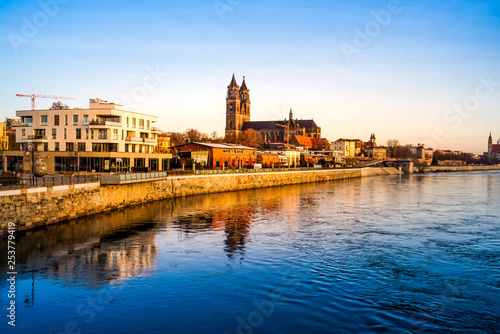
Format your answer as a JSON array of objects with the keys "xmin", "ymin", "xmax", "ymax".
[
  {"xmin": 122, "ymin": 130, "xmax": 124, "ymax": 140},
  {"xmin": 21, "ymin": 129, "xmax": 26, "ymax": 140},
  {"xmin": 127, "ymin": 117, "xmax": 129, "ymax": 127},
  {"xmin": 22, "ymin": 116, "xmax": 33, "ymax": 125},
  {"xmin": 125, "ymin": 144, "xmax": 129, "ymax": 152},
  {"xmin": 52, "ymin": 129, "xmax": 57, "ymax": 139},
  {"xmin": 145, "ymin": 146, "xmax": 149, "ymax": 153},
  {"xmin": 134, "ymin": 158, "xmax": 145, "ymax": 167},
  {"xmin": 131, "ymin": 144, "xmax": 135, "ymax": 153},
  {"xmin": 78, "ymin": 143, "xmax": 86, "ymax": 151},
  {"xmin": 113, "ymin": 129, "xmax": 118, "ymax": 140},
  {"xmin": 92, "ymin": 143, "xmax": 118, "ymax": 152},
  {"xmin": 64, "ymin": 128, "xmax": 67, "ymax": 139},
  {"xmin": 98, "ymin": 129, "xmax": 107, "ymax": 139},
  {"xmin": 139, "ymin": 119, "xmax": 144, "ymax": 129},
  {"xmin": 139, "ymin": 145, "xmax": 142, "ymax": 153},
  {"xmin": 73, "ymin": 115, "xmax": 78, "ymax": 126},
  {"xmin": 91, "ymin": 129, "xmax": 94, "ymax": 140},
  {"xmin": 41, "ymin": 115, "xmax": 48, "ymax": 126},
  {"xmin": 65, "ymin": 115, "xmax": 68, "ymax": 126},
  {"xmin": 54, "ymin": 142, "xmax": 59, "ymax": 151},
  {"xmin": 54, "ymin": 115, "xmax": 59, "ymax": 126},
  {"xmin": 76, "ymin": 129, "xmax": 82, "ymax": 139},
  {"xmin": 132, "ymin": 118, "xmax": 136, "ymax": 128},
  {"xmin": 86, "ymin": 129, "xmax": 89, "ymax": 139},
  {"xmin": 147, "ymin": 120, "xmax": 150, "ymax": 129},
  {"xmin": 66, "ymin": 142, "xmax": 74, "ymax": 151},
  {"xmin": 83, "ymin": 115, "xmax": 89, "ymax": 126}
]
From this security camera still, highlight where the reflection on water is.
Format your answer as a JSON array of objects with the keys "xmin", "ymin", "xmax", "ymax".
[{"xmin": 1, "ymin": 171, "xmax": 499, "ymax": 334}]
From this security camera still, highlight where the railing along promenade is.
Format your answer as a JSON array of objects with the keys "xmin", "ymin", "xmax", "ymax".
[
  {"xmin": 0, "ymin": 174, "xmax": 101, "ymax": 189},
  {"xmin": 0, "ymin": 166, "xmax": 351, "ymax": 188}
]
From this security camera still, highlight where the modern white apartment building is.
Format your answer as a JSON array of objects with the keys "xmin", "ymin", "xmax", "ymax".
[{"xmin": 9, "ymin": 98, "xmax": 172, "ymax": 173}]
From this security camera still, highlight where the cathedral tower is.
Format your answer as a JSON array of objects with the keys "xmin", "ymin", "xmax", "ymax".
[
  {"xmin": 225, "ymin": 74, "xmax": 250, "ymax": 139},
  {"xmin": 488, "ymin": 132, "xmax": 493, "ymax": 155}
]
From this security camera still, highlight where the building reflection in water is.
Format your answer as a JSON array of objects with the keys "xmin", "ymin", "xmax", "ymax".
[
  {"xmin": 0, "ymin": 202, "xmax": 162, "ymax": 289},
  {"xmin": 170, "ymin": 191, "xmax": 256, "ymax": 260},
  {"xmin": 0, "ymin": 183, "xmax": 325, "ymax": 290}
]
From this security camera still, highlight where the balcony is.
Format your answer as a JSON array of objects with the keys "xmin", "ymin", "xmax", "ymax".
[
  {"xmin": 151, "ymin": 126, "xmax": 161, "ymax": 132},
  {"xmin": 89, "ymin": 120, "xmax": 122, "ymax": 127},
  {"xmin": 27, "ymin": 135, "xmax": 48, "ymax": 142},
  {"xmin": 13, "ymin": 123, "xmax": 33, "ymax": 127},
  {"xmin": 126, "ymin": 136, "xmax": 143, "ymax": 142},
  {"xmin": 143, "ymin": 138, "xmax": 156, "ymax": 143}
]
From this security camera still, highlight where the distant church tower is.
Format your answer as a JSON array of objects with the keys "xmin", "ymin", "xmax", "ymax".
[
  {"xmin": 488, "ymin": 132, "xmax": 493, "ymax": 156},
  {"xmin": 225, "ymin": 74, "xmax": 250, "ymax": 139},
  {"xmin": 370, "ymin": 133, "xmax": 376, "ymax": 145}
]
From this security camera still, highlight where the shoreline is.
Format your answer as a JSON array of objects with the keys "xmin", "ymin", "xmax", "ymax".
[{"xmin": 2, "ymin": 165, "xmax": 500, "ymax": 233}]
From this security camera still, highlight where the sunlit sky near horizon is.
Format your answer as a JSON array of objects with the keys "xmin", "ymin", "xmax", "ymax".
[{"xmin": 1, "ymin": 0, "xmax": 500, "ymax": 154}]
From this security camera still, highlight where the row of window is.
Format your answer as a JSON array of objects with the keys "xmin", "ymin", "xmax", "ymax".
[
  {"xmin": 24, "ymin": 115, "xmax": 152, "ymax": 129},
  {"xmin": 20, "ymin": 128, "xmax": 158, "ymax": 142},
  {"xmin": 54, "ymin": 157, "xmax": 168, "ymax": 173},
  {"xmin": 125, "ymin": 144, "xmax": 151, "ymax": 153},
  {"xmin": 222, "ymin": 149, "xmax": 249, "ymax": 154},
  {"xmin": 20, "ymin": 128, "xmax": 109, "ymax": 140}
]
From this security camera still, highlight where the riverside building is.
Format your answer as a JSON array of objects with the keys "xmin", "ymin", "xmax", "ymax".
[{"xmin": 6, "ymin": 98, "xmax": 172, "ymax": 173}]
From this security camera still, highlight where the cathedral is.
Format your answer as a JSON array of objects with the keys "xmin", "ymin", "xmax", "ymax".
[
  {"xmin": 486, "ymin": 132, "xmax": 500, "ymax": 160},
  {"xmin": 225, "ymin": 74, "xmax": 321, "ymax": 142}
]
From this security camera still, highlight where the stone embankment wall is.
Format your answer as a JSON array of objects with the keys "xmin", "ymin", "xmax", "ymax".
[
  {"xmin": 1, "ymin": 167, "xmax": 400, "ymax": 233},
  {"xmin": 422, "ymin": 165, "xmax": 500, "ymax": 173}
]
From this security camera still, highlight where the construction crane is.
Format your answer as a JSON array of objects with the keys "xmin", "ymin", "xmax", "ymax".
[
  {"xmin": 16, "ymin": 94, "xmax": 76, "ymax": 110},
  {"xmin": 275, "ymin": 123, "xmax": 290, "ymax": 145}
]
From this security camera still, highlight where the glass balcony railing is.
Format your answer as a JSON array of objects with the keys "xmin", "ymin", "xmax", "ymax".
[
  {"xmin": 126, "ymin": 136, "xmax": 143, "ymax": 142},
  {"xmin": 27, "ymin": 135, "xmax": 47, "ymax": 140},
  {"xmin": 89, "ymin": 120, "xmax": 122, "ymax": 127}
]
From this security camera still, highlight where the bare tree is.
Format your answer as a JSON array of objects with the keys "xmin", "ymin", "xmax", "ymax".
[
  {"xmin": 50, "ymin": 101, "xmax": 70, "ymax": 110},
  {"xmin": 239, "ymin": 129, "xmax": 261, "ymax": 148},
  {"xmin": 386, "ymin": 139, "xmax": 400, "ymax": 158},
  {"xmin": 394, "ymin": 145, "xmax": 412, "ymax": 159},
  {"xmin": 167, "ymin": 132, "xmax": 186, "ymax": 146},
  {"xmin": 4, "ymin": 118, "xmax": 16, "ymax": 129},
  {"xmin": 224, "ymin": 132, "xmax": 237, "ymax": 144},
  {"xmin": 413, "ymin": 159, "xmax": 428, "ymax": 173},
  {"xmin": 316, "ymin": 139, "xmax": 331, "ymax": 151},
  {"xmin": 6, "ymin": 131, "xmax": 20, "ymax": 150},
  {"xmin": 184, "ymin": 128, "xmax": 203, "ymax": 142}
]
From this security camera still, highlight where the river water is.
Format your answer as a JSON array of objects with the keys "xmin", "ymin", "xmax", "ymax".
[{"xmin": 1, "ymin": 171, "xmax": 499, "ymax": 333}]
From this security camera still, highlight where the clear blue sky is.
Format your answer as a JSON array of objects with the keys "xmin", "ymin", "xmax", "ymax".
[{"xmin": 1, "ymin": 0, "xmax": 499, "ymax": 154}]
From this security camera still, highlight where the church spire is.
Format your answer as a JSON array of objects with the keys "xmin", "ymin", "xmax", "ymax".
[
  {"xmin": 227, "ymin": 73, "xmax": 240, "ymax": 99},
  {"xmin": 240, "ymin": 76, "xmax": 250, "ymax": 102},
  {"xmin": 228, "ymin": 73, "xmax": 239, "ymax": 88},
  {"xmin": 240, "ymin": 76, "xmax": 248, "ymax": 91},
  {"xmin": 289, "ymin": 108, "xmax": 293, "ymax": 120}
]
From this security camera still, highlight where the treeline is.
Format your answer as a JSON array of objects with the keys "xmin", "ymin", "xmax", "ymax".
[{"xmin": 164, "ymin": 128, "xmax": 261, "ymax": 148}]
